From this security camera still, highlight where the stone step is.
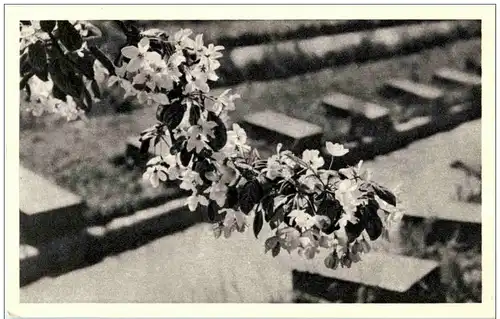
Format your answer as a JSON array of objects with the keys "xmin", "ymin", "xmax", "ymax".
[
  {"xmin": 241, "ymin": 110, "xmax": 324, "ymax": 154},
  {"xmin": 381, "ymin": 78, "xmax": 446, "ymax": 120},
  {"xmin": 321, "ymin": 92, "xmax": 394, "ymax": 138},
  {"xmin": 20, "ymin": 166, "xmax": 87, "ymax": 245},
  {"xmin": 289, "ymin": 252, "xmax": 441, "ymax": 303}
]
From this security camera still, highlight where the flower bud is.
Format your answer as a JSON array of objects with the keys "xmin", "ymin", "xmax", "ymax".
[
  {"xmin": 360, "ymin": 238, "xmax": 371, "ymax": 253},
  {"xmin": 324, "ymin": 251, "xmax": 339, "ymax": 270},
  {"xmin": 352, "ymin": 240, "xmax": 361, "ymax": 255},
  {"xmin": 341, "ymin": 253, "xmax": 352, "ymax": 268}
]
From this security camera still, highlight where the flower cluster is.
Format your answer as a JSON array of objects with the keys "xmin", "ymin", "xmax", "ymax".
[
  {"xmin": 20, "ymin": 20, "xmax": 98, "ymax": 121},
  {"xmin": 22, "ymin": 73, "xmax": 86, "ymax": 121},
  {"xmin": 19, "ymin": 23, "xmax": 403, "ymax": 268}
]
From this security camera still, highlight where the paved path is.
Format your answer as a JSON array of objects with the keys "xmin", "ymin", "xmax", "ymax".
[{"xmin": 21, "ymin": 224, "xmax": 293, "ymax": 303}]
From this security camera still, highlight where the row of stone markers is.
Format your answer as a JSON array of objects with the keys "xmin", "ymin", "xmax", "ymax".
[
  {"xmin": 120, "ymin": 65, "xmax": 481, "ymax": 302},
  {"xmin": 241, "ymin": 66, "xmax": 481, "ymax": 161},
  {"xmin": 240, "ymin": 66, "xmax": 481, "ymax": 302},
  {"xmin": 285, "ymin": 67, "xmax": 480, "ymax": 302},
  {"xmin": 125, "ymin": 66, "xmax": 480, "ymax": 166}
]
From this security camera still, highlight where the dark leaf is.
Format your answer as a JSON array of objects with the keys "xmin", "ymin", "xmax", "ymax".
[
  {"xmin": 281, "ymin": 183, "xmax": 296, "ymax": 196},
  {"xmin": 152, "ymin": 135, "xmax": 161, "ymax": 148},
  {"xmin": 40, "ymin": 20, "xmax": 56, "ymax": 33},
  {"xmin": 28, "ymin": 41, "xmax": 48, "ymax": 81},
  {"xmin": 271, "ymin": 242, "xmax": 281, "ymax": 257},
  {"xmin": 238, "ymin": 180, "xmax": 263, "ymax": 215},
  {"xmin": 195, "ymin": 160, "xmax": 215, "ymax": 184},
  {"xmin": 68, "ymin": 52, "xmax": 95, "ymax": 79},
  {"xmin": 341, "ymin": 253, "xmax": 352, "ymax": 268},
  {"xmin": 72, "ymin": 97, "xmax": 86, "ymax": 111},
  {"xmin": 189, "ymin": 104, "xmax": 201, "ymax": 126},
  {"xmin": 91, "ymin": 80, "xmax": 101, "ymax": 99},
  {"xmin": 269, "ymin": 220, "xmax": 279, "ymax": 230},
  {"xmin": 169, "ymin": 137, "xmax": 185, "ymax": 155},
  {"xmin": 20, "ymin": 53, "xmax": 30, "ymax": 74},
  {"xmin": 161, "ymin": 102, "xmax": 186, "ymax": 129},
  {"xmin": 269, "ymin": 205, "xmax": 285, "ymax": 229},
  {"xmin": 156, "ymin": 105, "xmax": 167, "ymax": 122},
  {"xmin": 371, "ymin": 182, "xmax": 397, "ymax": 206},
  {"xmin": 226, "ymin": 187, "xmax": 239, "ymax": 208},
  {"xmin": 51, "ymin": 83, "xmax": 67, "ymax": 101},
  {"xmin": 24, "ymin": 84, "xmax": 31, "ymax": 101},
  {"xmin": 345, "ymin": 220, "xmax": 365, "ymax": 243},
  {"xmin": 180, "ymin": 149, "xmax": 192, "ymax": 166},
  {"xmin": 265, "ymin": 236, "xmax": 279, "ymax": 253},
  {"xmin": 82, "ymin": 88, "xmax": 92, "ymax": 111},
  {"xmin": 317, "ymin": 197, "xmax": 341, "ymax": 234},
  {"xmin": 262, "ymin": 195, "xmax": 275, "ymax": 222},
  {"xmin": 139, "ymin": 137, "xmax": 151, "ymax": 154},
  {"xmin": 351, "ymin": 241, "xmax": 361, "ymax": 255},
  {"xmin": 57, "ymin": 20, "xmax": 83, "ymax": 51},
  {"xmin": 20, "ymin": 72, "xmax": 34, "ymax": 90},
  {"xmin": 364, "ymin": 205, "xmax": 383, "ymax": 241},
  {"xmin": 207, "ymin": 111, "xmax": 227, "ymax": 152},
  {"xmin": 253, "ymin": 210, "xmax": 264, "ymax": 238},
  {"xmin": 48, "ymin": 58, "xmax": 85, "ymax": 98},
  {"xmin": 88, "ymin": 45, "xmax": 116, "ymax": 76},
  {"xmin": 207, "ymin": 201, "xmax": 218, "ymax": 222}
]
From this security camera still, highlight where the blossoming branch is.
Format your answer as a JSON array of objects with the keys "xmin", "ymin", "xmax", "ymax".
[{"xmin": 19, "ymin": 21, "xmax": 403, "ymax": 269}]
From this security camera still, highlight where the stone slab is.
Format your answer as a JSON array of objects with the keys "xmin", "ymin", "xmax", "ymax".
[
  {"xmin": 243, "ymin": 111, "xmax": 323, "ymax": 140},
  {"xmin": 384, "ymin": 78, "xmax": 445, "ymax": 101},
  {"xmin": 364, "ymin": 119, "xmax": 482, "ymax": 224},
  {"xmin": 434, "ymin": 68, "xmax": 481, "ymax": 87},
  {"xmin": 20, "ymin": 167, "xmax": 87, "ymax": 244},
  {"xmin": 20, "ymin": 166, "xmax": 84, "ymax": 216},
  {"xmin": 322, "ymin": 92, "xmax": 390, "ymax": 120},
  {"xmin": 288, "ymin": 252, "xmax": 439, "ymax": 293}
]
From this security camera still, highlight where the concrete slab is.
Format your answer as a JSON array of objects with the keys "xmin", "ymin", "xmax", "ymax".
[
  {"xmin": 20, "ymin": 167, "xmax": 86, "ymax": 244},
  {"xmin": 364, "ymin": 119, "xmax": 481, "ymax": 224},
  {"xmin": 288, "ymin": 252, "xmax": 439, "ymax": 293},
  {"xmin": 384, "ymin": 78, "xmax": 445, "ymax": 101},
  {"xmin": 434, "ymin": 68, "xmax": 481, "ymax": 87},
  {"xmin": 20, "ymin": 166, "xmax": 84, "ymax": 217},
  {"xmin": 244, "ymin": 111, "xmax": 323, "ymax": 140}
]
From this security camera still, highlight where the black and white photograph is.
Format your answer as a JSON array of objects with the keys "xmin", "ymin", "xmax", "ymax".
[{"xmin": 4, "ymin": 3, "xmax": 496, "ymax": 317}]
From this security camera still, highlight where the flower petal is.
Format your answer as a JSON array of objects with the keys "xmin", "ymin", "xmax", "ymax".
[
  {"xmin": 127, "ymin": 57, "xmax": 143, "ymax": 72},
  {"xmin": 138, "ymin": 37, "xmax": 150, "ymax": 52},
  {"xmin": 121, "ymin": 46, "xmax": 139, "ymax": 59}
]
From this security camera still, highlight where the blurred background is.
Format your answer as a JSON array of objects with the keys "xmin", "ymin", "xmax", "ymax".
[{"xmin": 20, "ymin": 19, "xmax": 481, "ymax": 303}]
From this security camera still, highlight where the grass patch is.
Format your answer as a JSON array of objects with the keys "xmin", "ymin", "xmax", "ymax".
[{"xmin": 19, "ymin": 106, "xmax": 183, "ymax": 224}]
